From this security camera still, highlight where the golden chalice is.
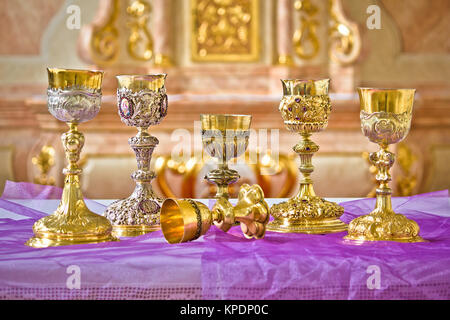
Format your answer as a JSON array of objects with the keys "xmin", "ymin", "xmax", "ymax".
[
  {"xmin": 103, "ymin": 74, "xmax": 168, "ymax": 237},
  {"xmin": 268, "ymin": 79, "xmax": 347, "ymax": 234},
  {"xmin": 201, "ymin": 114, "xmax": 251, "ymax": 199},
  {"xmin": 345, "ymin": 88, "xmax": 424, "ymax": 242},
  {"xmin": 26, "ymin": 68, "xmax": 117, "ymax": 248}
]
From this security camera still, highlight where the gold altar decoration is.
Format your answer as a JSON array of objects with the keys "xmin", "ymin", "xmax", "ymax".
[
  {"xmin": 191, "ymin": 0, "xmax": 260, "ymax": 62},
  {"xmin": 126, "ymin": 0, "xmax": 154, "ymax": 61},
  {"xmin": 293, "ymin": 0, "xmax": 320, "ymax": 60},
  {"xmin": 103, "ymin": 74, "xmax": 168, "ymax": 237},
  {"xmin": 328, "ymin": 0, "xmax": 361, "ymax": 65},
  {"xmin": 345, "ymin": 88, "xmax": 424, "ymax": 243},
  {"xmin": 268, "ymin": 79, "xmax": 347, "ymax": 234},
  {"xmin": 84, "ymin": 0, "xmax": 120, "ymax": 64},
  {"xmin": 26, "ymin": 68, "xmax": 117, "ymax": 248},
  {"xmin": 362, "ymin": 151, "xmax": 378, "ymax": 198},
  {"xmin": 32, "ymin": 145, "xmax": 56, "ymax": 186},
  {"xmin": 396, "ymin": 142, "xmax": 417, "ymax": 196},
  {"xmin": 160, "ymin": 183, "xmax": 269, "ymax": 243},
  {"xmin": 201, "ymin": 114, "xmax": 251, "ymax": 199}
]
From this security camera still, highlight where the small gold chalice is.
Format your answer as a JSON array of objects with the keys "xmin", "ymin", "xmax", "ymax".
[
  {"xmin": 26, "ymin": 68, "xmax": 117, "ymax": 248},
  {"xmin": 201, "ymin": 114, "xmax": 251, "ymax": 199},
  {"xmin": 268, "ymin": 79, "xmax": 347, "ymax": 234},
  {"xmin": 160, "ymin": 183, "xmax": 270, "ymax": 243},
  {"xmin": 345, "ymin": 88, "xmax": 424, "ymax": 242},
  {"xmin": 103, "ymin": 74, "xmax": 168, "ymax": 237}
]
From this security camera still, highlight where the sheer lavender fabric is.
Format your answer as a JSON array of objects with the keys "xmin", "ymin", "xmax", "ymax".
[{"xmin": 0, "ymin": 181, "xmax": 449, "ymax": 300}]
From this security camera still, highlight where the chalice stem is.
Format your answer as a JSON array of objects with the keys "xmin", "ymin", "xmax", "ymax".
[
  {"xmin": 372, "ymin": 146, "xmax": 395, "ymax": 215},
  {"xmin": 58, "ymin": 122, "xmax": 89, "ymax": 217},
  {"xmin": 129, "ymin": 127, "xmax": 159, "ymax": 198},
  {"xmin": 295, "ymin": 133, "xmax": 317, "ymax": 199}
]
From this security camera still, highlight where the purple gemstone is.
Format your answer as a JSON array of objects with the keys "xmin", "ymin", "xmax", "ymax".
[
  {"xmin": 303, "ymin": 107, "xmax": 307, "ymax": 112},
  {"xmin": 295, "ymin": 98, "xmax": 301, "ymax": 103},
  {"xmin": 295, "ymin": 117, "xmax": 300, "ymax": 120},
  {"xmin": 288, "ymin": 107, "xmax": 292, "ymax": 111},
  {"xmin": 306, "ymin": 147, "xmax": 310, "ymax": 151}
]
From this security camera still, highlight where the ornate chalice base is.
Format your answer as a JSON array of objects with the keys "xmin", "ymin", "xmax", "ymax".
[
  {"xmin": 26, "ymin": 174, "xmax": 117, "ymax": 248},
  {"xmin": 344, "ymin": 209, "xmax": 424, "ymax": 243},
  {"xmin": 268, "ymin": 195, "xmax": 347, "ymax": 234},
  {"xmin": 104, "ymin": 184, "xmax": 163, "ymax": 237}
]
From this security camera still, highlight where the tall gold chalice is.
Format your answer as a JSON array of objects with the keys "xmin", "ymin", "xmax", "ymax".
[
  {"xmin": 201, "ymin": 114, "xmax": 251, "ymax": 199},
  {"xmin": 345, "ymin": 88, "xmax": 424, "ymax": 242},
  {"xmin": 103, "ymin": 74, "xmax": 168, "ymax": 237},
  {"xmin": 268, "ymin": 79, "xmax": 347, "ymax": 234},
  {"xmin": 26, "ymin": 68, "xmax": 117, "ymax": 248}
]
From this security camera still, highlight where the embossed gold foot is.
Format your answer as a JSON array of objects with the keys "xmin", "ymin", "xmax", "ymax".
[
  {"xmin": 344, "ymin": 210, "xmax": 424, "ymax": 243},
  {"xmin": 26, "ymin": 175, "xmax": 118, "ymax": 248},
  {"xmin": 268, "ymin": 196, "xmax": 347, "ymax": 234}
]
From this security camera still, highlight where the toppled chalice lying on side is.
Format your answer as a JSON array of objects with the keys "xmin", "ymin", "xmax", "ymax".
[{"xmin": 160, "ymin": 184, "xmax": 270, "ymax": 243}]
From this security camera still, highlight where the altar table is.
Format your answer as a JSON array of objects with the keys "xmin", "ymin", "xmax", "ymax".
[{"xmin": 0, "ymin": 187, "xmax": 449, "ymax": 300}]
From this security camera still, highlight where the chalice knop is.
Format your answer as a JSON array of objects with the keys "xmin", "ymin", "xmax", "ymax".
[
  {"xmin": 268, "ymin": 79, "xmax": 347, "ymax": 234},
  {"xmin": 344, "ymin": 88, "xmax": 424, "ymax": 242},
  {"xmin": 26, "ymin": 68, "xmax": 117, "ymax": 248},
  {"xmin": 103, "ymin": 74, "xmax": 168, "ymax": 237},
  {"xmin": 201, "ymin": 114, "xmax": 251, "ymax": 199}
]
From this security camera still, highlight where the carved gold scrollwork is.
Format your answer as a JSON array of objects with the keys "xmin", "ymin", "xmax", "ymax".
[
  {"xmin": 328, "ymin": 0, "xmax": 361, "ymax": 65},
  {"xmin": 90, "ymin": 0, "xmax": 120, "ymax": 63},
  {"xmin": 126, "ymin": 0, "xmax": 154, "ymax": 61},
  {"xmin": 396, "ymin": 142, "xmax": 417, "ymax": 196},
  {"xmin": 191, "ymin": 0, "xmax": 259, "ymax": 62},
  {"xmin": 32, "ymin": 145, "xmax": 56, "ymax": 186},
  {"xmin": 293, "ymin": 0, "xmax": 320, "ymax": 60}
]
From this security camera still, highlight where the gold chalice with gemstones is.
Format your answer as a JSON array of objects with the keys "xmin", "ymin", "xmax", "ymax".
[
  {"xmin": 268, "ymin": 79, "xmax": 347, "ymax": 234},
  {"xmin": 103, "ymin": 74, "xmax": 168, "ymax": 237},
  {"xmin": 201, "ymin": 114, "xmax": 252, "ymax": 200},
  {"xmin": 344, "ymin": 88, "xmax": 424, "ymax": 242},
  {"xmin": 26, "ymin": 68, "xmax": 117, "ymax": 248}
]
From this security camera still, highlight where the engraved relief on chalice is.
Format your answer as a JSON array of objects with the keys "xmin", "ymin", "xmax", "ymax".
[
  {"xmin": 268, "ymin": 79, "xmax": 347, "ymax": 234},
  {"xmin": 103, "ymin": 74, "xmax": 168, "ymax": 237},
  {"xmin": 26, "ymin": 68, "xmax": 117, "ymax": 248},
  {"xmin": 344, "ymin": 88, "xmax": 424, "ymax": 242}
]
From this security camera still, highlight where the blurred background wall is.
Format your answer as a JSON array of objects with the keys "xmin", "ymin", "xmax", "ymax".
[{"xmin": 0, "ymin": 0, "xmax": 449, "ymax": 199}]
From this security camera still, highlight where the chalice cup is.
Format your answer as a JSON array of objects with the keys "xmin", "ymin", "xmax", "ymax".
[
  {"xmin": 103, "ymin": 74, "xmax": 168, "ymax": 237},
  {"xmin": 26, "ymin": 68, "xmax": 117, "ymax": 248},
  {"xmin": 344, "ymin": 88, "xmax": 424, "ymax": 242},
  {"xmin": 268, "ymin": 79, "xmax": 347, "ymax": 234},
  {"xmin": 201, "ymin": 114, "xmax": 251, "ymax": 199}
]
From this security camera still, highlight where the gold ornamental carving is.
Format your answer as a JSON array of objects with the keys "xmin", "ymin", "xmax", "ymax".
[
  {"xmin": 328, "ymin": 0, "xmax": 361, "ymax": 65},
  {"xmin": 293, "ymin": 0, "xmax": 320, "ymax": 60},
  {"xmin": 396, "ymin": 142, "xmax": 417, "ymax": 196},
  {"xmin": 126, "ymin": 0, "xmax": 154, "ymax": 61},
  {"xmin": 89, "ymin": 0, "xmax": 120, "ymax": 64},
  {"xmin": 191, "ymin": 0, "xmax": 260, "ymax": 62},
  {"xmin": 32, "ymin": 145, "xmax": 56, "ymax": 186}
]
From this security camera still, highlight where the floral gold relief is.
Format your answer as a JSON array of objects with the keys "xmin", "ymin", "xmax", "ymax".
[{"xmin": 191, "ymin": 0, "xmax": 260, "ymax": 62}]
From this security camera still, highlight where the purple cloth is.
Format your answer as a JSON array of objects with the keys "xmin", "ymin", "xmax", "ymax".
[{"xmin": 0, "ymin": 181, "xmax": 449, "ymax": 300}]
